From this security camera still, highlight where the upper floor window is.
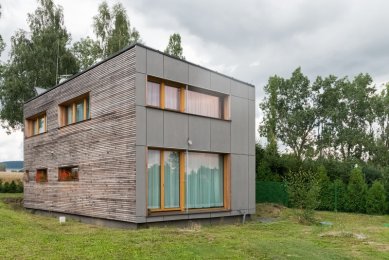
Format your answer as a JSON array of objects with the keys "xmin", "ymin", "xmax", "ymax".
[
  {"xmin": 146, "ymin": 76, "xmax": 230, "ymax": 120},
  {"xmin": 25, "ymin": 113, "xmax": 47, "ymax": 137},
  {"xmin": 59, "ymin": 94, "xmax": 90, "ymax": 127}
]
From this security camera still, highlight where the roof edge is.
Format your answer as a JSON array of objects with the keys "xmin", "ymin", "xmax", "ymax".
[{"xmin": 25, "ymin": 43, "xmax": 255, "ymax": 104}]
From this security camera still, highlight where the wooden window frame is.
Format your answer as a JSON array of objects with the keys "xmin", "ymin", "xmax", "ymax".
[
  {"xmin": 146, "ymin": 76, "xmax": 230, "ymax": 120},
  {"xmin": 59, "ymin": 93, "xmax": 90, "ymax": 127},
  {"xmin": 58, "ymin": 166, "xmax": 79, "ymax": 182},
  {"xmin": 146, "ymin": 148, "xmax": 231, "ymax": 214},
  {"xmin": 35, "ymin": 168, "xmax": 48, "ymax": 183},
  {"xmin": 25, "ymin": 113, "xmax": 47, "ymax": 137}
]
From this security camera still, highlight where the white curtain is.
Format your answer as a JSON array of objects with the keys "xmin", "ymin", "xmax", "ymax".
[
  {"xmin": 147, "ymin": 82, "xmax": 160, "ymax": 106},
  {"xmin": 187, "ymin": 90, "xmax": 221, "ymax": 118},
  {"xmin": 165, "ymin": 85, "xmax": 180, "ymax": 110}
]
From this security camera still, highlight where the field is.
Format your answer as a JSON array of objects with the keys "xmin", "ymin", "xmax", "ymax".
[
  {"xmin": 0, "ymin": 171, "xmax": 23, "ymax": 182},
  {"xmin": 0, "ymin": 193, "xmax": 388, "ymax": 259}
]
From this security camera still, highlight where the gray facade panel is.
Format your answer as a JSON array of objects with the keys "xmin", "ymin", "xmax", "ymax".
[
  {"xmin": 189, "ymin": 65, "xmax": 211, "ymax": 89},
  {"xmin": 135, "ymin": 72, "xmax": 146, "ymax": 106},
  {"xmin": 231, "ymin": 154, "xmax": 249, "ymax": 210},
  {"xmin": 146, "ymin": 49, "xmax": 163, "ymax": 78},
  {"xmin": 135, "ymin": 46, "xmax": 146, "ymax": 73},
  {"xmin": 136, "ymin": 106, "xmax": 146, "ymax": 146},
  {"xmin": 248, "ymin": 155, "xmax": 256, "ymax": 212},
  {"xmin": 163, "ymin": 111, "xmax": 188, "ymax": 149},
  {"xmin": 188, "ymin": 116, "xmax": 211, "ymax": 151},
  {"xmin": 231, "ymin": 80, "xmax": 249, "ymax": 99},
  {"xmin": 231, "ymin": 96, "xmax": 249, "ymax": 155},
  {"xmin": 211, "ymin": 73, "xmax": 230, "ymax": 94},
  {"xmin": 210, "ymin": 120, "xmax": 231, "ymax": 153},
  {"xmin": 248, "ymin": 100, "xmax": 255, "ymax": 155},
  {"xmin": 136, "ymin": 145, "xmax": 147, "ymax": 217},
  {"xmin": 146, "ymin": 108, "xmax": 164, "ymax": 147},
  {"xmin": 248, "ymin": 85, "xmax": 255, "ymax": 100},
  {"xmin": 164, "ymin": 56, "xmax": 189, "ymax": 84}
]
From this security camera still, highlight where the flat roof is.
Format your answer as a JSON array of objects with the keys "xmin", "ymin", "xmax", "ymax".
[{"xmin": 25, "ymin": 43, "xmax": 255, "ymax": 104}]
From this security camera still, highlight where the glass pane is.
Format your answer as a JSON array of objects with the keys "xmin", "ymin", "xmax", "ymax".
[
  {"xmin": 165, "ymin": 85, "xmax": 180, "ymax": 110},
  {"xmin": 76, "ymin": 101, "xmax": 84, "ymax": 122},
  {"xmin": 38, "ymin": 117, "xmax": 45, "ymax": 134},
  {"xmin": 86, "ymin": 97, "xmax": 90, "ymax": 119},
  {"xmin": 66, "ymin": 105, "xmax": 73, "ymax": 125},
  {"xmin": 164, "ymin": 151, "xmax": 180, "ymax": 208},
  {"xmin": 32, "ymin": 120, "xmax": 37, "ymax": 135},
  {"xmin": 186, "ymin": 152, "xmax": 224, "ymax": 208},
  {"xmin": 187, "ymin": 90, "xmax": 221, "ymax": 118},
  {"xmin": 147, "ymin": 81, "xmax": 160, "ymax": 106},
  {"xmin": 148, "ymin": 150, "xmax": 161, "ymax": 209}
]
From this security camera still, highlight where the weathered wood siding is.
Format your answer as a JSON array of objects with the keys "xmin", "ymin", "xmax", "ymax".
[{"xmin": 24, "ymin": 47, "xmax": 137, "ymax": 222}]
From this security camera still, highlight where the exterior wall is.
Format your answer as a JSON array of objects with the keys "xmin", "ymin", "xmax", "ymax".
[
  {"xmin": 135, "ymin": 45, "xmax": 255, "ymax": 223},
  {"xmin": 24, "ymin": 48, "xmax": 137, "ymax": 222}
]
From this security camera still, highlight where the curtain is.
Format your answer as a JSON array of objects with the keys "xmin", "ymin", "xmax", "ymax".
[
  {"xmin": 164, "ymin": 151, "xmax": 180, "ymax": 208},
  {"xmin": 76, "ymin": 101, "xmax": 84, "ymax": 122},
  {"xmin": 165, "ymin": 85, "xmax": 180, "ymax": 110},
  {"xmin": 147, "ymin": 81, "xmax": 160, "ymax": 106},
  {"xmin": 186, "ymin": 152, "xmax": 224, "ymax": 208},
  {"xmin": 38, "ymin": 117, "xmax": 45, "ymax": 133},
  {"xmin": 148, "ymin": 150, "xmax": 160, "ymax": 209},
  {"xmin": 187, "ymin": 90, "xmax": 221, "ymax": 118},
  {"xmin": 66, "ymin": 105, "xmax": 73, "ymax": 124}
]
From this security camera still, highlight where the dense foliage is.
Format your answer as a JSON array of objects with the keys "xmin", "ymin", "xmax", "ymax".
[
  {"xmin": 164, "ymin": 33, "xmax": 185, "ymax": 60},
  {"xmin": 0, "ymin": 180, "xmax": 23, "ymax": 193}
]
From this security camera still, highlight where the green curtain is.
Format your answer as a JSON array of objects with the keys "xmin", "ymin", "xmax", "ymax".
[
  {"xmin": 148, "ymin": 150, "xmax": 160, "ymax": 209},
  {"xmin": 186, "ymin": 153, "xmax": 223, "ymax": 208},
  {"xmin": 164, "ymin": 151, "xmax": 180, "ymax": 208}
]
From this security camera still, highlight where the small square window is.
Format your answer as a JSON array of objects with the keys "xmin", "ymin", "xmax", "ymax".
[
  {"xmin": 36, "ymin": 169, "xmax": 48, "ymax": 183},
  {"xmin": 58, "ymin": 166, "xmax": 79, "ymax": 181}
]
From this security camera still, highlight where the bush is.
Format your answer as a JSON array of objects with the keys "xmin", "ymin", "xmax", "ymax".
[
  {"xmin": 332, "ymin": 179, "xmax": 348, "ymax": 212},
  {"xmin": 317, "ymin": 165, "xmax": 333, "ymax": 211},
  {"xmin": 346, "ymin": 167, "xmax": 367, "ymax": 213},
  {"xmin": 286, "ymin": 170, "xmax": 321, "ymax": 224},
  {"xmin": 366, "ymin": 181, "xmax": 387, "ymax": 215}
]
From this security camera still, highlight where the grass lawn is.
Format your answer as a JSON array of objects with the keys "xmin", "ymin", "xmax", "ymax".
[{"xmin": 0, "ymin": 193, "xmax": 388, "ymax": 259}]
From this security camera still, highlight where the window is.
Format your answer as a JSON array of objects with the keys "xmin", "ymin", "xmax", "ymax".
[
  {"xmin": 146, "ymin": 76, "xmax": 230, "ymax": 119},
  {"xmin": 147, "ymin": 149, "xmax": 229, "ymax": 212},
  {"xmin": 26, "ymin": 113, "xmax": 47, "ymax": 137},
  {"xmin": 58, "ymin": 166, "xmax": 79, "ymax": 181},
  {"xmin": 187, "ymin": 90, "xmax": 222, "ymax": 119},
  {"xmin": 59, "ymin": 94, "xmax": 90, "ymax": 126},
  {"xmin": 146, "ymin": 81, "xmax": 160, "ymax": 107},
  {"xmin": 35, "ymin": 169, "xmax": 48, "ymax": 183},
  {"xmin": 148, "ymin": 150, "xmax": 180, "ymax": 210}
]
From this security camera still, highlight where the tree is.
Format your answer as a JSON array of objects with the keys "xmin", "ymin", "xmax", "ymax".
[
  {"xmin": 366, "ymin": 181, "xmax": 387, "ymax": 215},
  {"xmin": 164, "ymin": 33, "xmax": 185, "ymax": 60},
  {"xmin": 72, "ymin": 37, "xmax": 102, "ymax": 71},
  {"xmin": 286, "ymin": 170, "xmax": 321, "ymax": 224},
  {"xmin": 317, "ymin": 165, "xmax": 333, "ymax": 211},
  {"xmin": 0, "ymin": 0, "xmax": 79, "ymax": 130},
  {"xmin": 346, "ymin": 167, "xmax": 367, "ymax": 213},
  {"xmin": 274, "ymin": 68, "xmax": 318, "ymax": 160},
  {"xmin": 93, "ymin": 1, "xmax": 140, "ymax": 59}
]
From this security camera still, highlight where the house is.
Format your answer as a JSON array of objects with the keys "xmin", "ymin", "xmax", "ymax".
[{"xmin": 23, "ymin": 43, "xmax": 256, "ymax": 227}]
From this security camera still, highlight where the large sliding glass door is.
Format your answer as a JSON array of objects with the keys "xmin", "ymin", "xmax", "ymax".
[{"xmin": 147, "ymin": 149, "xmax": 227, "ymax": 212}]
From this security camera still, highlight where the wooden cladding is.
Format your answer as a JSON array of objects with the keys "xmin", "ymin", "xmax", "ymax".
[
  {"xmin": 26, "ymin": 113, "xmax": 47, "ymax": 137},
  {"xmin": 59, "ymin": 94, "xmax": 90, "ymax": 127}
]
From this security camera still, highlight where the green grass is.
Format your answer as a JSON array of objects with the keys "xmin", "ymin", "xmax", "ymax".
[{"xmin": 0, "ymin": 193, "xmax": 388, "ymax": 259}]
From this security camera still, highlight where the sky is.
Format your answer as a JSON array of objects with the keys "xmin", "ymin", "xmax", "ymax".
[{"xmin": 1, "ymin": 0, "xmax": 389, "ymax": 161}]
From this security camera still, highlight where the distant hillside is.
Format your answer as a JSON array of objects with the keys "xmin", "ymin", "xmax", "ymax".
[{"xmin": 0, "ymin": 161, "xmax": 24, "ymax": 169}]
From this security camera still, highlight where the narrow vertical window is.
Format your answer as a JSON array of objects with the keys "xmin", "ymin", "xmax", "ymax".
[
  {"xmin": 164, "ymin": 151, "xmax": 180, "ymax": 208},
  {"xmin": 76, "ymin": 100, "xmax": 84, "ymax": 122},
  {"xmin": 38, "ymin": 117, "xmax": 45, "ymax": 134},
  {"xmin": 165, "ymin": 85, "xmax": 180, "ymax": 110},
  {"xmin": 147, "ymin": 150, "xmax": 161, "ymax": 209},
  {"xmin": 147, "ymin": 81, "xmax": 160, "ymax": 107}
]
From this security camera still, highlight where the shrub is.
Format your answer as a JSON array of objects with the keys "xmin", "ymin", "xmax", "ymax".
[
  {"xmin": 366, "ymin": 181, "xmax": 387, "ymax": 215},
  {"xmin": 332, "ymin": 179, "xmax": 348, "ymax": 212},
  {"xmin": 346, "ymin": 167, "xmax": 367, "ymax": 213},
  {"xmin": 285, "ymin": 170, "xmax": 321, "ymax": 224},
  {"xmin": 9, "ymin": 181, "xmax": 17, "ymax": 193},
  {"xmin": 317, "ymin": 165, "xmax": 333, "ymax": 211}
]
